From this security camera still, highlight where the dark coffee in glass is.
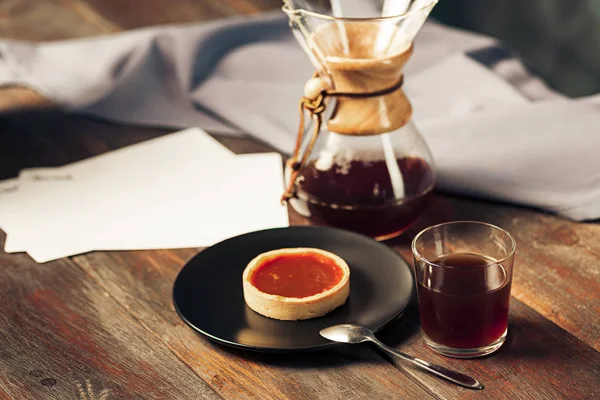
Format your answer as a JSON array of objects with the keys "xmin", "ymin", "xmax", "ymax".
[{"xmin": 412, "ymin": 222, "xmax": 516, "ymax": 358}]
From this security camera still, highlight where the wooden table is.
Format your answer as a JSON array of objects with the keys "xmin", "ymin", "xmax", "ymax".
[{"xmin": 1, "ymin": 1, "xmax": 599, "ymax": 399}]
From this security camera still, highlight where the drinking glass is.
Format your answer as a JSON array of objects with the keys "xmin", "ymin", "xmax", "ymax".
[{"xmin": 411, "ymin": 221, "xmax": 516, "ymax": 358}]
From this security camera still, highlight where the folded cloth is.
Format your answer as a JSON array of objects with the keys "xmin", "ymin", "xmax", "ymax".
[
  {"xmin": 425, "ymin": 100, "xmax": 600, "ymax": 221},
  {"xmin": 0, "ymin": 7, "xmax": 598, "ymax": 220},
  {"xmin": 0, "ymin": 11, "xmax": 507, "ymax": 148}
]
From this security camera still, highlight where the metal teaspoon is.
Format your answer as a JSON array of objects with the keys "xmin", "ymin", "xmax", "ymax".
[{"xmin": 320, "ymin": 324, "xmax": 484, "ymax": 390}]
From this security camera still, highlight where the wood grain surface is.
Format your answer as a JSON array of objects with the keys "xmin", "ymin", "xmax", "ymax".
[
  {"xmin": 0, "ymin": 0, "xmax": 116, "ymax": 40},
  {"xmin": 0, "ymin": 233, "xmax": 222, "ymax": 400},
  {"xmin": 0, "ymin": 0, "xmax": 598, "ymax": 399}
]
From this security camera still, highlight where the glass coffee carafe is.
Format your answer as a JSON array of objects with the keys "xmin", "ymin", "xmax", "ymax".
[{"xmin": 282, "ymin": 0, "xmax": 438, "ymax": 241}]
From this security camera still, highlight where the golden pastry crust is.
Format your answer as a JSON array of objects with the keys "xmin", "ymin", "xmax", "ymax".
[{"xmin": 242, "ymin": 248, "xmax": 350, "ymax": 321}]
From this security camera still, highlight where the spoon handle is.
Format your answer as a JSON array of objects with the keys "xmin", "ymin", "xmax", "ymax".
[{"xmin": 368, "ymin": 338, "xmax": 484, "ymax": 390}]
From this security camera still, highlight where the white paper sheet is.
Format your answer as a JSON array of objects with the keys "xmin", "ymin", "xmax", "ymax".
[
  {"xmin": 0, "ymin": 128, "xmax": 289, "ymax": 262},
  {"xmin": 0, "ymin": 127, "xmax": 235, "ymax": 243},
  {"xmin": 0, "ymin": 179, "xmax": 17, "ymax": 196}
]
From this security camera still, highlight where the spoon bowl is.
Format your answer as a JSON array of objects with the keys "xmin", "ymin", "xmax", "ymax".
[{"xmin": 320, "ymin": 324, "xmax": 374, "ymax": 344}]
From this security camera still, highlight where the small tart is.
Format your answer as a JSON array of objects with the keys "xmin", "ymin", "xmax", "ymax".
[{"xmin": 242, "ymin": 248, "xmax": 350, "ymax": 321}]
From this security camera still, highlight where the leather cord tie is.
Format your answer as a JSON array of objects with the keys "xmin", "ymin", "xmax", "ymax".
[{"xmin": 281, "ymin": 74, "xmax": 405, "ymax": 204}]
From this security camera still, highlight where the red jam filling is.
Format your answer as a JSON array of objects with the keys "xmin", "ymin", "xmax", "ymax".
[{"xmin": 250, "ymin": 252, "xmax": 344, "ymax": 298}]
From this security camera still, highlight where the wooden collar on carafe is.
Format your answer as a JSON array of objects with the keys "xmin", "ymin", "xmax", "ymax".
[{"xmin": 280, "ymin": 73, "xmax": 408, "ymax": 204}]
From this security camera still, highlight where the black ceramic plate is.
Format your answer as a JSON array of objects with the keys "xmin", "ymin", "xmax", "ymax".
[{"xmin": 172, "ymin": 226, "xmax": 413, "ymax": 352}]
